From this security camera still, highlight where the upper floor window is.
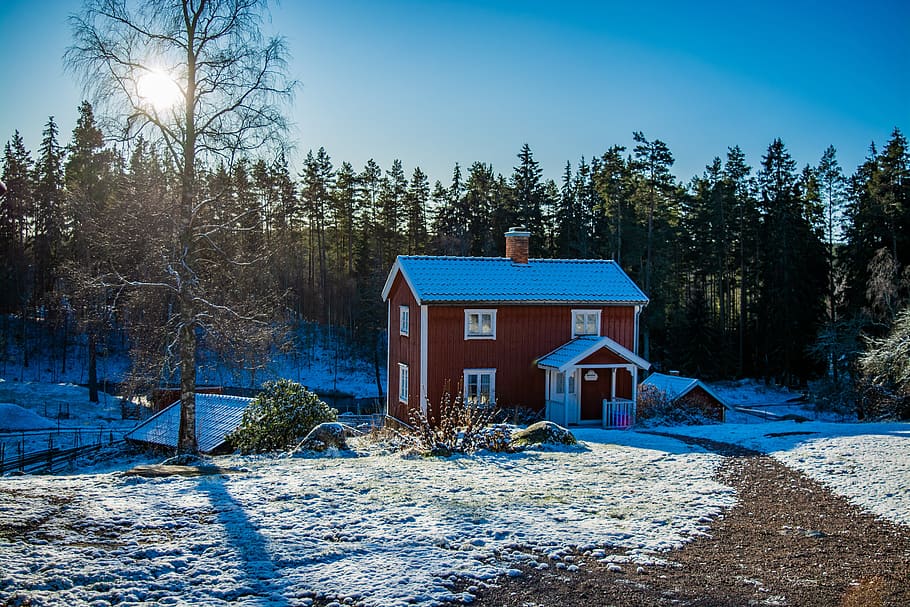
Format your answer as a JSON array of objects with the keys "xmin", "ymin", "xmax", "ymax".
[
  {"xmin": 465, "ymin": 309, "xmax": 496, "ymax": 339},
  {"xmin": 399, "ymin": 305, "xmax": 410, "ymax": 336},
  {"xmin": 464, "ymin": 368, "xmax": 495, "ymax": 406},
  {"xmin": 398, "ymin": 363, "xmax": 409, "ymax": 403},
  {"xmin": 572, "ymin": 309, "xmax": 601, "ymax": 337}
]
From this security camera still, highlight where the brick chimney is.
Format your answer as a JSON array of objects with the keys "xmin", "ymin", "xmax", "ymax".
[{"xmin": 505, "ymin": 226, "xmax": 531, "ymax": 264}]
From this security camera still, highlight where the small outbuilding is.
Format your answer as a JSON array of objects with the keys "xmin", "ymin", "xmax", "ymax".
[
  {"xmin": 125, "ymin": 393, "xmax": 253, "ymax": 454},
  {"xmin": 640, "ymin": 372, "xmax": 729, "ymax": 422}
]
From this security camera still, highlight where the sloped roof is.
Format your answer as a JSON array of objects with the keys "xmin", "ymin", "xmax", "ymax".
[
  {"xmin": 641, "ymin": 373, "xmax": 728, "ymax": 408},
  {"xmin": 536, "ymin": 335, "xmax": 650, "ymax": 371},
  {"xmin": 381, "ymin": 256, "xmax": 649, "ymax": 304},
  {"xmin": 125, "ymin": 394, "xmax": 252, "ymax": 454}
]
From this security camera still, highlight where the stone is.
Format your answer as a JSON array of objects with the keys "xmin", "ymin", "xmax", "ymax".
[
  {"xmin": 510, "ymin": 421, "xmax": 576, "ymax": 448},
  {"xmin": 293, "ymin": 422, "xmax": 351, "ymax": 453}
]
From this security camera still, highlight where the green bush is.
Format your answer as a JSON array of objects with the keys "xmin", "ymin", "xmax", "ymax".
[{"xmin": 228, "ymin": 379, "xmax": 337, "ymax": 453}]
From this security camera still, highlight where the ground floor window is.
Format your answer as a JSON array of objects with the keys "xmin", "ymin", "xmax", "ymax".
[
  {"xmin": 464, "ymin": 368, "xmax": 495, "ymax": 406},
  {"xmin": 398, "ymin": 363, "xmax": 409, "ymax": 403}
]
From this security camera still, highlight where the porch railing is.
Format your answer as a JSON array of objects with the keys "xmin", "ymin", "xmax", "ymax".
[{"xmin": 602, "ymin": 399, "xmax": 636, "ymax": 429}]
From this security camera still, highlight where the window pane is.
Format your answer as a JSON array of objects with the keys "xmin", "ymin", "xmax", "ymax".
[
  {"xmin": 468, "ymin": 314, "xmax": 479, "ymax": 334},
  {"xmin": 568, "ymin": 374, "xmax": 576, "ymax": 394},
  {"xmin": 587, "ymin": 313, "xmax": 597, "ymax": 333},
  {"xmin": 574, "ymin": 314, "xmax": 584, "ymax": 334},
  {"xmin": 481, "ymin": 313, "xmax": 492, "ymax": 334},
  {"xmin": 555, "ymin": 372, "xmax": 565, "ymax": 394},
  {"xmin": 480, "ymin": 375, "xmax": 491, "ymax": 403}
]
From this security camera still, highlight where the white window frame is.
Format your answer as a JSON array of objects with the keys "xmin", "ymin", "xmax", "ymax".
[
  {"xmin": 464, "ymin": 309, "xmax": 497, "ymax": 340},
  {"xmin": 398, "ymin": 363, "xmax": 409, "ymax": 404},
  {"xmin": 463, "ymin": 368, "xmax": 496, "ymax": 406},
  {"xmin": 571, "ymin": 309, "xmax": 601, "ymax": 338},
  {"xmin": 399, "ymin": 305, "xmax": 409, "ymax": 336}
]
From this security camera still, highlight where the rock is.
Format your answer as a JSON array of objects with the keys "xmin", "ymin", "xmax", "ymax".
[
  {"xmin": 293, "ymin": 422, "xmax": 351, "ymax": 453},
  {"xmin": 510, "ymin": 421, "xmax": 576, "ymax": 448}
]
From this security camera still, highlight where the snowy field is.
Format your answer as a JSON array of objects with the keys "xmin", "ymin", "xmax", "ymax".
[
  {"xmin": 0, "ymin": 430, "xmax": 733, "ymax": 607},
  {"xmin": 668, "ymin": 421, "xmax": 910, "ymax": 526}
]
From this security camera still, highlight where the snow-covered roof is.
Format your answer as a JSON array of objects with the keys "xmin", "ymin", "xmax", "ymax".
[
  {"xmin": 124, "ymin": 393, "xmax": 252, "ymax": 454},
  {"xmin": 642, "ymin": 373, "xmax": 728, "ymax": 407},
  {"xmin": 381, "ymin": 256, "xmax": 649, "ymax": 305},
  {"xmin": 536, "ymin": 335, "xmax": 650, "ymax": 371}
]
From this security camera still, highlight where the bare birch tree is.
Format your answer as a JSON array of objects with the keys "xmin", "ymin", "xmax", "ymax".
[{"xmin": 66, "ymin": 0, "xmax": 295, "ymax": 452}]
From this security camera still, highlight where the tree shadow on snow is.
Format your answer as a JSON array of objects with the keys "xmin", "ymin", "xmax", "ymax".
[{"xmin": 196, "ymin": 478, "xmax": 291, "ymax": 606}]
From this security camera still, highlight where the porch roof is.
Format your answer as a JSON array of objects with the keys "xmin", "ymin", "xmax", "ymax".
[{"xmin": 536, "ymin": 335, "xmax": 650, "ymax": 372}]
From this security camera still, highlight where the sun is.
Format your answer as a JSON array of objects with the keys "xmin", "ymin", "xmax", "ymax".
[{"xmin": 136, "ymin": 70, "xmax": 182, "ymax": 112}]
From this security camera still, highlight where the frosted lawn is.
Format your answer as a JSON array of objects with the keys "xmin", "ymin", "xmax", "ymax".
[{"xmin": 0, "ymin": 430, "xmax": 733, "ymax": 607}]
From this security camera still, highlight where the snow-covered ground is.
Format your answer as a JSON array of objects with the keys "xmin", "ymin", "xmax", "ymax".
[
  {"xmin": 667, "ymin": 421, "xmax": 910, "ymax": 527},
  {"xmin": 2, "ymin": 378, "xmax": 908, "ymax": 606},
  {"xmin": 711, "ymin": 379, "xmax": 850, "ymax": 423},
  {"xmin": 0, "ymin": 430, "xmax": 733, "ymax": 607}
]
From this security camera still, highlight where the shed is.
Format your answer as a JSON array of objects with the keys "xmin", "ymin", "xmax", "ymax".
[
  {"xmin": 640, "ymin": 372, "xmax": 729, "ymax": 422},
  {"xmin": 125, "ymin": 393, "xmax": 253, "ymax": 454}
]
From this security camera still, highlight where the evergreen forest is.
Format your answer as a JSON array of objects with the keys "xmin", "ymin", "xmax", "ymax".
[{"xmin": 2, "ymin": 103, "xmax": 909, "ymax": 415}]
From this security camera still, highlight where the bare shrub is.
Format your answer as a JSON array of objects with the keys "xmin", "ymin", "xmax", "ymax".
[{"xmin": 407, "ymin": 388, "xmax": 507, "ymax": 455}]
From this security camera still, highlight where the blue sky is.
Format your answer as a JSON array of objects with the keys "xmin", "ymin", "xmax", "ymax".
[{"xmin": 1, "ymin": 0, "xmax": 907, "ymax": 185}]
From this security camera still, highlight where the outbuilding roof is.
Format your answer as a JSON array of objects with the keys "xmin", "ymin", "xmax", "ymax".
[
  {"xmin": 641, "ymin": 372, "xmax": 728, "ymax": 408},
  {"xmin": 381, "ymin": 256, "xmax": 649, "ymax": 305},
  {"xmin": 124, "ymin": 393, "xmax": 252, "ymax": 454},
  {"xmin": 536, "ymin": 335, "xmax": 650, "ymax": 371}
]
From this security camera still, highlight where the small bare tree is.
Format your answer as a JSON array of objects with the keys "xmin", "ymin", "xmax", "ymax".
[{"xmin": 66, "ymin": 0, "xmax": 295, "ymax": 452}]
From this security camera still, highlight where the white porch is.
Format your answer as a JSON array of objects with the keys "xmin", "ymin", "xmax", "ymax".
[{"xmin": 537, "ymin": 335, "xmax": 650, "ymax": 429}]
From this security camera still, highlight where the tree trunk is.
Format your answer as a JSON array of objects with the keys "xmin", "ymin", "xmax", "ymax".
[
  {"xmin": 88, "ymin": 331, "xmax": 98, "ymax": 403},
  {"xmin": 177, "ymin": 307, "xmax": 197, "ymax": 453}
]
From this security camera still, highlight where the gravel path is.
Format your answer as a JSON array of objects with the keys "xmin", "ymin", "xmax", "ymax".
[{"xmin": 458, "ymin": 434, "xmax": 910, "ymax": 606}]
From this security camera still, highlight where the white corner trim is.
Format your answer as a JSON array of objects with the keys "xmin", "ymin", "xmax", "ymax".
[
  {"xmin": 420, "ymin": 305, "xmax": 428, "ymax": 414},
  {"xmin": 634, "ymin": 305, "xmax": 641, "ymax": 354},
  {"xmin": 385, "ymin": 301, "xmax": 390, "ymax": 413}
]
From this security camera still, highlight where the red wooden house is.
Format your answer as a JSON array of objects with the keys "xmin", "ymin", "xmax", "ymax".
[{"xmin": 381, "ymin": 228, "xmax": 650, "ymax": 427}]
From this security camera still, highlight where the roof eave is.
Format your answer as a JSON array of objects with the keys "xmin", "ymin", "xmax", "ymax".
[
  {"xmin": 380, "ymin": 257, "xmax": 423, "ymax": 304},
  {"xmin": 418, "ymin": 298, "xmax": 650, "ymax": 306}
]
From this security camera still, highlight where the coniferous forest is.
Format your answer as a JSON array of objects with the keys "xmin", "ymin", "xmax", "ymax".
[{"xmin": 2, "ymin": 103, "xmax": 909, "ymax": 416}]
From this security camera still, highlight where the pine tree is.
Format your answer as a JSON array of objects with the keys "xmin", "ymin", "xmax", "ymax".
[
  {"xmin": 64, "ymin": 101, "xmax": 120, "ymax": 402},
  {"xmin": 724, "ymin": 145, "xmax": 758, "ymax": 376},
  {"xmin": 0, "ymin": 132, "xmax": 34, "ymax": 316},
  {"xmin": 631, "ymin": 132, "xmax": 677, "ymax": 361},
  {"xmin": 510, "ymin": 144, "xmax": 546, "ymax": 254},
  {"xmin": 405, "ymin": 167, "xmax": 429, "ymax": 254},
  {"xmin": 592, "ymin": 145, "xmax": 631, "ymax": 264},
  {"xmin": 33, "ymin": 117, "xmax": 65, "ymax": 301},
  {"xmin": 756, "ymin": 139, "xmax": 827, "ymax": 383},
  {"xmin": 300, "ymin": 148, "xmax": 335, "ymax": 321}
]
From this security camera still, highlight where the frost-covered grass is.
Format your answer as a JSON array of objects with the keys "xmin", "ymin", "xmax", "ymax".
[
  {"xmin": 0, "ymin": 430, "xmax": 733, "ymax": 607},
  {"xmin": 668, "ymin": 421, "xmax": 910, "ymax": 527}
]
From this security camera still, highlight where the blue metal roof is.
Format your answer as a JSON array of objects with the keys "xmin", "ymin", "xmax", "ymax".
[
  {"xmin": 537, "ymin": 335, "xmax": 650, "ymax": 371},
  {"xmin": 125, "ymin": 394, "xmax": 252, "ymax": 454},
  {"xmin": 383, "ymin": 256, "xmax": 649, "ymax": 304}
]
